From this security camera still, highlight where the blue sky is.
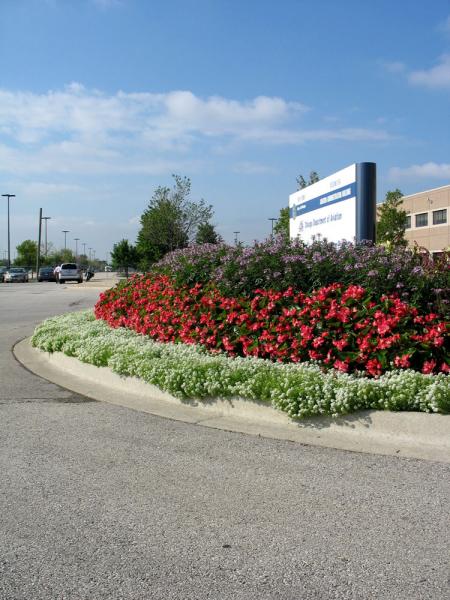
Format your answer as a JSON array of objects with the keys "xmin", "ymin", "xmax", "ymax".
[{"xmin": 0, "ymin": 0, "xmax": 449, "ymax": 260}]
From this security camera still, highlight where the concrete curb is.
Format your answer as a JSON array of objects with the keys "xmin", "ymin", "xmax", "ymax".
[{"xmin": 14, "ymin": 338, "xmax": 450, "ymax": 463}]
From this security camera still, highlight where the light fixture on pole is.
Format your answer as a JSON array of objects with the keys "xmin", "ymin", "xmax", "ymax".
[
  {"xmin": 74, "ymin": 238, "xmax": 80, "ymax": 261},
  {"xmin": 233, "ymin": 231, "xmax": 240, "ymax": 245},
  {"xmin": 62, "ymin": 230, "xmax": 69, "ymax": 250},
  {"xmin": 268, "ymin": 217, "xmax": 278, "ymax": 236},
  {"xmin": 2, "ymin": 194, "xmax": 15, "ymax": 268},
  {"xmin": 41, "ymin": 216, "xmax": 51, "ymax": 256}
]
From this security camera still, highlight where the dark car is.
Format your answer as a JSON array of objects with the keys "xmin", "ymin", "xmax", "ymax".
[{"xmin": 38, "ymin": 266, "xmax": 56, "ymax": 282}]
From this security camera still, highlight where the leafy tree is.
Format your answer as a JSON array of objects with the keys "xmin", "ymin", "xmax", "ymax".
[
  {"xmin": 137, "ymin": 175, "xmax": 213, "ymax": 268},
  {"xmin": 78, "ymin": 253, "xmax": 88, "ymax": 266},
  {"xmin": 41, "ymin": 248, "xmax": 76, "ymax": 267},
  {"xmin": 111, "ymin": 239, "xmax": 139, "ymax": 277},
  {"xmin": 377, "ymin": 189, "xmax": 408, "ymax": 247},
  {"xmin": 15, "ymin": 240, "xmax": 37, "ymax": 266},
  {"xmin": 273, "ymin": 207, "xmax": 290, "ymax": 237},
  {"xmin": 296, "ymin": 170, "xmax": 320, "ymax": 190},
  {"xmin": 195, "ymin": 222, "xmax": 222, "ymax": 245}
]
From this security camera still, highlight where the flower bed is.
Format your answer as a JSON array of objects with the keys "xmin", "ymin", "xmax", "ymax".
[
  {"xmin": 31, "ymin": 311, "xmax": 450, "ymax": 417},
  {"xmin": 153, "ymin": 238, "xmax": 450, "ymax": 315},
  {"xmin": 94, "ymin": 274, "xmax": 449, "ymax": 377}
]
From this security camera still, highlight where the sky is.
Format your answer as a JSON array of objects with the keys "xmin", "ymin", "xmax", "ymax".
[{"xmin": 0, "ymin": 0, "xmax": 449, "ymax": 260}]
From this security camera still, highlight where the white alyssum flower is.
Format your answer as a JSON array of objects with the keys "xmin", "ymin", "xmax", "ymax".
[{"xmin": 31, "ymin": 310, "xmax": 450, "ymax": 418}]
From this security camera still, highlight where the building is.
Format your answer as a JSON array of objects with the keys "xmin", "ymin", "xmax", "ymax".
[{"xmin": 400, "ymin": 183, "xmax": 450, "ymax": 254}]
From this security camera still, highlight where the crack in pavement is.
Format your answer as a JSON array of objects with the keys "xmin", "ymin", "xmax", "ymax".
[{"xmin": 0, "ymin": 396, "xmax": 97, "ymax": 405}]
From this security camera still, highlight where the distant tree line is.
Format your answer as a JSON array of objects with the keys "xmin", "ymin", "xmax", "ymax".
[{"xmin": 7, "ymin": 240, "xmax": 104, "ymax": 271}]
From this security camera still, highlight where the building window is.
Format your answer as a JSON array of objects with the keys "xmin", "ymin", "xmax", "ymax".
[
  {"xmin": 405, "ymin": 215, "xmax": 411, "ymax": 229},
  {"xmin": 415, "ymin": 213, "xmax": 428, "ymax": 227},
  {"xmin": 433, "ymin": 209, "xmax": 447, "ymax": 225}
]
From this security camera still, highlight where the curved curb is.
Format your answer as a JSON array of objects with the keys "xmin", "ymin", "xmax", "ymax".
[{"xmin": 14, "ymin": 337, "xmax": 450, "ymax": 463}]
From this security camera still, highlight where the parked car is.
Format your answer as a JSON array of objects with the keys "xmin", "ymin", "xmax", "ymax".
[
  {"xmin": 58, "ymin": 263, "xmax": 83, "ymax": 284},
  {"xmin": 0, "ymin": 266, "xmax": 7, "ymax": 282},
  {"xmin": 4, "ymin": 267, "xmax": 29, "ymax": 283},
  {"xmin": 37, "ymin": 266, "xmax": 56, "ymax": 282}
]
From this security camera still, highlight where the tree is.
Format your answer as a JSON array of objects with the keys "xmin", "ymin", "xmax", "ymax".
[
  {"xmin": 377, "ymin": 189, "xmax": 408, "ymax": 247},
  {"xmin": 15, "ymin": 240, "xmax": 37, "ymax": 266},
  {"xmin": 195, "ymin": 222, "xmax": 223, "ymax": 245},
  {"xmin": 78, "ymin": 253, "xmax": 88, "ymax": 266},
  {"xmin": 111, "ymin": 239, "xmax": 139, "ymax": 277},
  {"xmin": 41, "ymin": 248, "xmax": 75, "ymax": 267},
  {"xmin": 296, "ymin": 170, "xmax": 320, "ymax": 190},
  {"xmin": 137, "ymin": 175, "xmax": 213, "ymax": 268},
  {"xmin": 273, "ymin": 207, "xmax": 290, "ymax": 237}
]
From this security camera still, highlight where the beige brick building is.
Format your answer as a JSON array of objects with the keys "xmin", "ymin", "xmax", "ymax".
[{"xmin": 400, "ymin": 183, "xmax": 450, "ymax": 254}]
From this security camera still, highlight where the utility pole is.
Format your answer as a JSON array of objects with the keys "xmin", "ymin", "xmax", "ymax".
[
  {"xmin": 2, "ymin": 194, "xmax": 15, "ymax": 268},
  {"xmin": 36, "ymin": 208, "xmax": 42, "ymax": 276},
  {"xmin": 42, "ymin": 216, "xmax": 51, "ymax": 256}
]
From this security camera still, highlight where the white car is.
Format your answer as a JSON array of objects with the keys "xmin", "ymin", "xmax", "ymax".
[
  {"xmin": 4, "ymin": 267, "xmax": 29, "ymax": 283},
  {"xmin": 58, "ymin": 263, "xmax": 83, "ymax": 284}
]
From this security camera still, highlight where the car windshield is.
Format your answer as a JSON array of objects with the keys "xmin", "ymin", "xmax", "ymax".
[
  {"xmin": 10, "ymin": 268, "xmax": 25, "ymax": 273},
  {"xmin": 61, "ymin": 263, "xmax": 77, "ymax": 270}
]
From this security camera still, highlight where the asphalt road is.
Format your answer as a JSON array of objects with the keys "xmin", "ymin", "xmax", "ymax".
[{"xmin": 0, "ymin": 281, "xmax": 449, "ymax": 600}]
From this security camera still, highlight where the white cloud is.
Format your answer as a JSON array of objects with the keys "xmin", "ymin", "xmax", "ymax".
[
  {"xmin": 409, "ymin": 54, "xmax": 450, "ymax": 88},
  {"xmin": 382, "ymin": 61, "xmax": 406, "ymax": 74},
  {"xmin": 240, "ymin": 127, "xmax": 393, "ymax": 144},
  {"xmin": 16, "ymin": 181, "xmax": 86, "ymax": 198},
  {"xmin": 0, "ymin": 84, "xmax": 391, "ymax": 177},
  {"xmin": 0, "ymin": 85, "xmax": 305, "ymax": 146},
  {"xmin": 389, "ymin": 162, "xmax": 450, "ymax": 180}
]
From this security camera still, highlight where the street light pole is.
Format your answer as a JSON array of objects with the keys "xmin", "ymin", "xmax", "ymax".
[
  {"xmin": 74, "ymin": 238, "xmax": 80, "ymax": 261},
  {"xmin": 2, "ymin": 194, "xmax": 15, "ymax": 268},
  {"xmin": 62, "ymin": 230, "xmax": 69, "ymax": 250},
  {"xmin": 233, "ymin": 231, "xmax": 240, "ymax": 245},
  {"xmin": 268, "ymin": 218, "xmax": 278, "ymax": 236},
  {"xmin": 82, "ymin": 242, "xmax": 86, "ymax": 257},
  {"xmin": 42, "ymin": 216, "xmax": 51, "ymax": 256}
]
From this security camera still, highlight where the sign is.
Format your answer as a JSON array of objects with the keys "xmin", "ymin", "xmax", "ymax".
[{"xmin": 289, "ymin": 163, "xmax": 376, "ymax": 244}]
